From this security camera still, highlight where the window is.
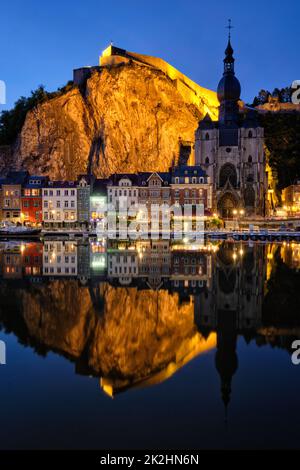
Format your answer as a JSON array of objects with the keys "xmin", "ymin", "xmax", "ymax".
[
  {"xmin": 44, "ymin": 190, "xmax": 48, "ymax": 196},
  {"xmin": 24, "ymin": 189, "xmax": 31, "ymax": 196},
  {"xmin": 56, "ymin": 190, "xmax": 61, "ymax": 196},
  {"xmin": 49, "ymin": 190, "xmax": 53, "ymax": 196},
  {"xmin": 64, "ymin": 190, "xmax": 68, "ymax": 196},
  {"xmin": 71, "ymin": 190, "xmax": 75, "ymax": 196},
  {"xmin": 23, "ymin": 201, "xmax": 29, "ymax": 208},
  {"xmin": 205, "ymin": 133, "xmax": 209, "ymax": 140},
  {"xmin": 71, "ymin": 200, "xmax": 75, "ymax": 208},
  {"xmin": 248, "ymin": 130, "xmax": 253, "ymax": 138},
  {"xmin": 44, "ymin": 201, "xmax": 48, "ymax": 208},
  {"xmin": 192, "ymin": 177, "xmax": 197, "ymax": 183},
  {"xmin": 56, "ymin": 201, "xmax": 61, "ymax": 208},
  {"xmin": 64, "ymin": 201, "xmax": 69, "ymax": 208},
  {"xmin": 34, "ymin": 200, "xmax": 40, "ymax": 207},
  {"xmin": 175, "ymin": 177, "xmax": 179, "ymax": 184},
  {"xmin": 219, "ymin": 163, "xmax": 237, "ymax": 188},
  {"xmin": 248, "ymin": 155, "xmax": 252, "ymax": 163},
  {"xmin": 205, "ymin": 157, "xmax": 209, "ymax": 165}
]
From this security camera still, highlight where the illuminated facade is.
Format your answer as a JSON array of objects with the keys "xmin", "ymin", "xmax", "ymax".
[
  {"xmin": 195, "ymin": 37, "xmax": 267, "ymax": 218},
  {"xmin": 282, "ymin": 183, "xmax": 300, "ymax": 216},
  {"xmin": 42, "ymin": 181, "xmax": 77, "ymax": 227}
]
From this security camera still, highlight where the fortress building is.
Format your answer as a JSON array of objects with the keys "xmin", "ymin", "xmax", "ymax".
[
  {"xmin": 195, "ymin": 35, "xmax": 268, "ymax": 218},
  {"xmin": 73, "ymin": 44, "xmax": 219, "ymax": 121}
]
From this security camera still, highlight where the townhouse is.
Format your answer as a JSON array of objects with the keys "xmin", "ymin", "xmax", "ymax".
[
  {"xmin": 0, "ymin": 171, "xmax": 29, "ymax": 223},
  {"xmin": 107, "ymin": 174, "xmax": 140, "ymax": 210},
  {"xmin": 170, "ymin": 165, "xmax": 212, "ymax": 212},
  {"xmin": 42, "ymin": 181, "xmax": 77, "ymax": 228},
  {"xmin": 21, "ymin": 175, "xmax": 49, "ymax": 225}
]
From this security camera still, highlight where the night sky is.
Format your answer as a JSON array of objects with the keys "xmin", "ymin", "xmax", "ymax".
[{"xmin": 0, "ymin": 0, "xmax": 299, "ymax": 109}]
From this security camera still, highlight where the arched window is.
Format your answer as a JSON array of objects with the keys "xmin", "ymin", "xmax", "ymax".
[
  {"xmin": 248, "ymin": 130, "xmax": 253, "ymax": 138},
  {"xmin": 205, "ymin": 157, "xmax": 209, "ymax": 165},
  {"xmin": 219, "ymin": 163, "xmax": 237, "ymax": 188},
  {"xmin": 244, "ymin": 186, "xmax": 255, "ymax": 207},
  {"xmin": 205, "ymin": 133, "xmax": 209, "ymax": 140},
  {"xmin": 248, "ymin": 155, "xmax": 252, "ymax": 163}
]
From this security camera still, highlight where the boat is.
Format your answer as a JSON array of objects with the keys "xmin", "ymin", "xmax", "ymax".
[{"xmin": 0, "ymin": 221, "xmax": 41, "ymax": 238}]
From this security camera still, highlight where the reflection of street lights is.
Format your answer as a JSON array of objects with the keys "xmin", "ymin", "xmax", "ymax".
[{"xmin": 239, "ymin": 209, "xmax": 245, "ymax": 217}]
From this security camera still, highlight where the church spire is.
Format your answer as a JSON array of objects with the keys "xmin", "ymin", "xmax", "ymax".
[
  {"xmin": 217, "ymin": 20, "xmax": 241, "ymax": 124},
  {"xmin": 224, "ymin": 20, "xmax": 235, "ymax": 75}
]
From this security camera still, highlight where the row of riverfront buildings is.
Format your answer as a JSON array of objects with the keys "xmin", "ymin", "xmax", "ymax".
[{"xmin": 0, "ymin": 166, "xmax": 212, "ymax": 227}]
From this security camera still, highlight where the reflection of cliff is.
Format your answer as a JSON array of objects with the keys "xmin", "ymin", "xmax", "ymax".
[
  {"xmin": 1, "ymin": 240, "xmax": 300, "ymax": 400},
  {"xmin": 0, "ymin": 281, "xmax": 215, "ymax": 394}
]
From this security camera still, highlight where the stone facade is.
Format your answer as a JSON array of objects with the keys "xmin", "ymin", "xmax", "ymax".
[{"xmin": 195, "ymin": 39, "xmax": 267, "ymax": 218}]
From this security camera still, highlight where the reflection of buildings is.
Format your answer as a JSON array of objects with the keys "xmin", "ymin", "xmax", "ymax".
[
  {"xmin": 43, "ymin": 241, "xmax": 77, "ymax": 277},
  {"xmin": 280, "ymin": 242, "xmax": 300, "ymax": 270},
  {"xmin": 1, "ymin": 238, "xmax": 300, "ymax": 408}
]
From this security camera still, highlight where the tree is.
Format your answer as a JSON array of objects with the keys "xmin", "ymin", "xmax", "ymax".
[{"xmin": 0, "ymin": 82, "xmax": 74, "ymax": 146}]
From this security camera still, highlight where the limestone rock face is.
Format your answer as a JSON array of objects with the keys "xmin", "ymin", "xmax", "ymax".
[{"xmin": 11, "ymin": 63, "xmax": 218, "ymax": 179}]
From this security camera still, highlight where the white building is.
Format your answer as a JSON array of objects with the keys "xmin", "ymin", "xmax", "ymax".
[
  {"xmin": 42, "ymin": 181, "xmax": 77, "ymax": 227},
  {"xmin": 107, "ymin": 174, "xmax": 139, "ymax": 210}
]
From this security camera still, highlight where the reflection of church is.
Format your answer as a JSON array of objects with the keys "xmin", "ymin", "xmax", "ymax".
[
  {"xmin": 195, "ymin": 243, "xmax": 266, "ymax": 409},
  {"xmin": 195, "ymin": 33, "xmax": 267, "ymax": 218}
]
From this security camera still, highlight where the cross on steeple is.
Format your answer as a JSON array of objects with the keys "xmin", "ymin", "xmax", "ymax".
[{"xmin": 226, "ymin": 19, "xmax": 233, "ymax": 40}]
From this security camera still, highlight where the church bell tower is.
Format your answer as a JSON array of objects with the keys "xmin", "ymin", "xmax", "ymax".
[{"xmin": 195, "ymin": 22, "xmax": 267, "ymax": 218}]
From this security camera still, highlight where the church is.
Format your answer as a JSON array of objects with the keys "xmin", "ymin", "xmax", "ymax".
[{"xmin": 195, "ymin": 31, "xmax": 268, "ymax": 218}]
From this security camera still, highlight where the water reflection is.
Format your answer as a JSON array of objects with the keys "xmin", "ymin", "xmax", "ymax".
[{"xmin": 0, "ymin": 238, "xmax": 299, "ymax": 409}]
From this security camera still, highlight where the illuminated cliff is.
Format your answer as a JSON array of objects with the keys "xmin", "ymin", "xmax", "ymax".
[{"xmin": 9, "ymin": 48, "xmax": 218, "ymax": 179}]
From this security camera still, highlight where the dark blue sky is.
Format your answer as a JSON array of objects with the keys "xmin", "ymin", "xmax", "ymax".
[{"xmin": 0, "ymin": 0, "xmax": 299, "ymax": 109}]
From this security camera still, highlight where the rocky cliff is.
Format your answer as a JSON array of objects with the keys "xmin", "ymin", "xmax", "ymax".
[{"xmin": 3, "ymin": 61, "xmax": 218, "ymax": 179}]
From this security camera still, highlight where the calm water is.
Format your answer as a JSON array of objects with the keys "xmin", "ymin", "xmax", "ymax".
[{"xmin": 0, "ymin": 238, "xmax": 300, "ymax": 449}]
